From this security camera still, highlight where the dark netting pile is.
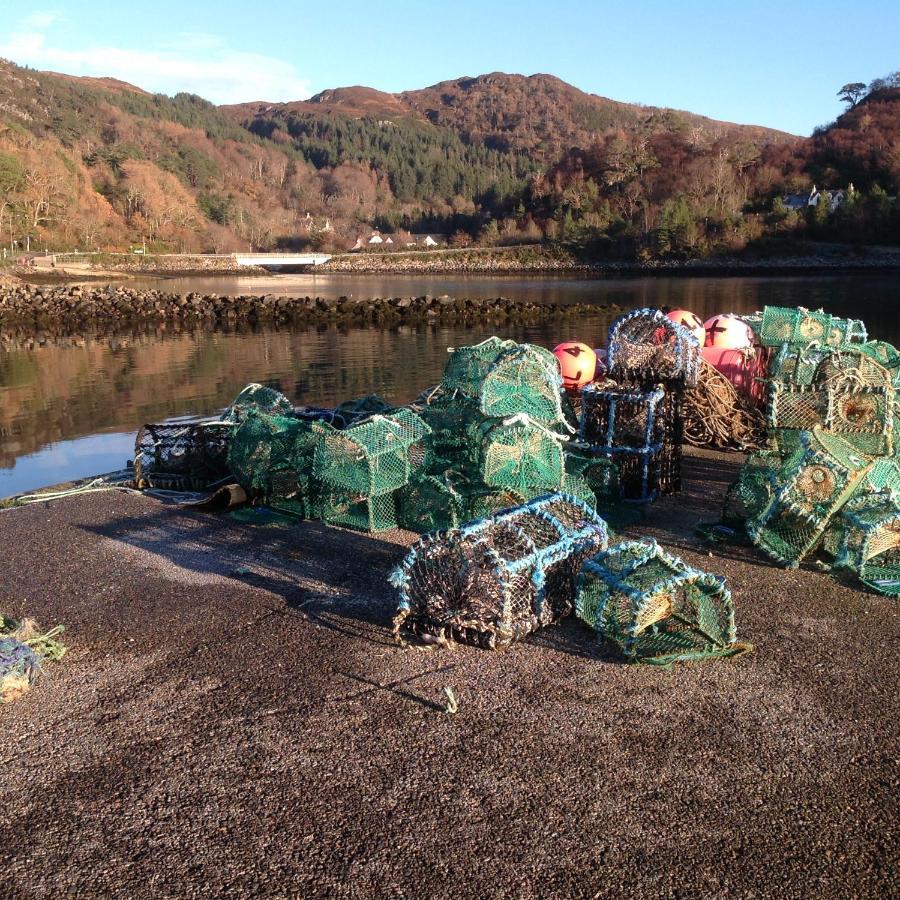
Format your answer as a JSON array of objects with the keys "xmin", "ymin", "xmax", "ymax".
[
  {"xmin": 390, "ymin": 493, "xmax": 609, "ymax": 649},
  {"xmin": 727, "ymin": 306, "xmax": 900, "ymax": 596},
  {"xmin": 576, "ymin": 539, "xmax": 748, "ymax": 665},
  {"xmin": 134, "ymin": 420, "xmax": 233, "ymax": 490}
]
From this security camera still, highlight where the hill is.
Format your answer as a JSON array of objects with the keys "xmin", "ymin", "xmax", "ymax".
[{"xmin": 1, "ymin": 58, "xmax": 895, "ymax": 260}]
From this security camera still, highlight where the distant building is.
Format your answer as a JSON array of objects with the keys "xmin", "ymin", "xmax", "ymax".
[
  {"xmin": 782, "ymin": 184, "xmax": 855, "ymax": 214},
  {"xmin": 349, "ymin": 231, "xmax": 446, "ymax": 251}
]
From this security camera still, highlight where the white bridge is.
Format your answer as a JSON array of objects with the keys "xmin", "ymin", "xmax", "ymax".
[{"xmin": 232, "ymin": 252, "xmax": 331, "ymax": 268}]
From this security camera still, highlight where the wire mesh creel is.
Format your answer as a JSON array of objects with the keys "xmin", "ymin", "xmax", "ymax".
[
  {"xmin": 756, "ymin": 306, "xmax": 867, "ymax": 349},
  {"xmin": 577, "ymin": 383, "xmax": 679, "ymax": 501},
  {"xmin": 745, "ymin": 428, "xmax": 875, "ymax": 567},
  {"xmin": 767, "ymin": 347, "xmax": 896, "ymax": 456},
  {"xmin": 390, "ymin": 493, "xmax": 609, "ymax": 649},
  {"xmin": 576, "ymin": 539, "xmax": 748, "ymax": 665},
  {"xmin": 134, "ymin": 420, "xmax": 233, "ymax": 490},
  {"xmin": 824, "ymin": 494, "xmax": 900, "ymax": 597},
  {"xmin": 442, "ymin": 337, "xmax": 568, "ymax": 425},
  {"xmin": 606, "ymin": 307, "xmax": 701, "ymax": 388},
  {"xmin": 312, "ymin": 409, "xmax": 431, "ymax": 497}
]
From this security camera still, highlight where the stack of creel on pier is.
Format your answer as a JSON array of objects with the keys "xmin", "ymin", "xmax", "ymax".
[
  {"xmin": 728, "ymin": 306, "xmax": 900, "ymax": 597},
  {"xmin": 575, "ymin": 308, "xmax": 700, "ymax": 501},
  {"xmin": 135, "ymin": 338, "xmax": 620, "ymax": 534}
]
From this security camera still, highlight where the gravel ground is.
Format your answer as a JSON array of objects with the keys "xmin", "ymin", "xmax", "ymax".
[{"xmin": 0, "ymin": 454, "xmax": 897, "ymax": 898}]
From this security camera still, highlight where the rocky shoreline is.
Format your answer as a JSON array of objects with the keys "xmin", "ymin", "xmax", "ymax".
[{"xmin": 0, "ymin": 282, "xmax": 612, "ymax": 333}]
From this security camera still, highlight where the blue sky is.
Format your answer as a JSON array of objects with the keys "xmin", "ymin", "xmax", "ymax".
[{"xmin": 0, "ymin": 1, "xmax": 896, "ymax": 135}]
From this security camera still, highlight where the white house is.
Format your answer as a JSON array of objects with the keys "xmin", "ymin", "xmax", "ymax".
[{"xmin": 782, "ymin": 184, "xmax": 855, "ymax": 214}]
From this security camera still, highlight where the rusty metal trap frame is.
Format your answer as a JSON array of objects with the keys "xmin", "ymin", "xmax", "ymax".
[
  {"xmin": 312, "ymin": 409, "xmax": 431, "ymax": 497},
  {"xmin": 577, "ymin": 383, "xmax": 680, "ymax": 501},
  {"xmin": 745, "ymin": 428, "xmax": 876, "ymax": 567},
  {"xmin": 134, "ymin": 419, "xmax": 233, "ymax": 489},
  {"xmin": 756, "ymin": 306, "xmax": 867, "ymax": 349},
  {"xmin": 390, "ymin": 494, "xmax": 609, "ymax": 649},
  {"xmin": 606, "ymin": 307, "xmax": 701, "ymax": 389},
  {"xmin": 441, "ymin": 338, "xmax": 568, "ymax": 425},
  {"xmin": 576, "ymin": 539, "xmax": 747, "ymax": 665},
  {"xmin": 823, "ymin": 493, "xmax": 900, "ymax": 597}
]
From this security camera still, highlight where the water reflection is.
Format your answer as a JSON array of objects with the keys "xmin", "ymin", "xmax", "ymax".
[{"xmin": 2, "ymin": 273, "xmax": 899, "ymax": 497}]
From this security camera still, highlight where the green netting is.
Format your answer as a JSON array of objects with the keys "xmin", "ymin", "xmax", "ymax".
[
  {"xmin": 576, "ymin": 539, "xmax": 747, "ymax": 665},
  {"xmin": 746, "ymin": 428, "xmax": 873, "ymax": 566},
  {"xmin": 723, "ymin": 449, "xmax": 787, "ymax": 521},
  {"xmin": 767, "ymin": 348, "xmax": 896, "ymax": 456},
  {"xmin": 414, "ymin": 390, "xmax": 485, "ymax": 467},
  {"xmin": 442, "ymin": 339, "xmax": 566, "ymax": 425},
  {"xmin": 222, "ymin": 383, "xmax": 294, "ymax": 423},
  {"xmin": 462, "ymin": 487, "xmax": 527, "ymax": 520},
  {"xmin": 860, "ymin": 340, "xmax": 900, "ymax": 379},
  {"xmin": 769, "ymin": 345, "xmax": 832, "ymax": 386},
  {"xmin": 227, "ymin": 410, "xmax": 316, "ymax": 500},
  {"xmin": 564, "ymin": 448, "xmax": 619, "ymax": 504},
  {"xmin": 757, "ymin": 306, "xmax": 867, "ymax": 349},
  {"xmin": 477, "ymin": 416, "xmax": 566, "ymax": 495},
  {"xmin": 825, "ymin": 494, "xmax": 900, "ymax": 596},
  {"xmin": 397, "ymin": 470, "xmax": 469, "ymax": 534},
  {"xmin": 442, "ymin": 337, "xmax": 516, "ymax": 392},
  {"xmin": 313, "ymin": 409, "xmax": 431, "ymax": 497},
  {"xmin": 318, "ymin": 491, "xmax": 399, "ymax": 533}
]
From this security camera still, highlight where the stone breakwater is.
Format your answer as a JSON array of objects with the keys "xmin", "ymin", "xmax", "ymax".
[{"xmin": 0, "ymin": 283, "xmax": 612, "ymax": 333}]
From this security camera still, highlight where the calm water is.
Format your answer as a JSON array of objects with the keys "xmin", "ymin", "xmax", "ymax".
[{"xmin": 2, "ymin": 272, "xmax": 899, "ymax": 498}]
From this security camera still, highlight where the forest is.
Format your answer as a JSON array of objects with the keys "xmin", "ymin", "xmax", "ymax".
[{"xmin": 0, "ymin": 59, "xmax": 897, "ymax": 260}]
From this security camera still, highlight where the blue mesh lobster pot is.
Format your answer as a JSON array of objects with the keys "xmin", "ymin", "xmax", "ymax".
[
  {"xmin": 390, "ymin": 494, "xmax": 609, "ymax": 649},
  {"xmin": 577, "ymin": 384, "xmax": 679, "ymax": 501},
  {"xmin": 576, "ymin": 539, "xmax": 747, "ymax": 665},
  {"xmin": 606, "ymin": 308, "xmax": 701, "ymax": 389}
]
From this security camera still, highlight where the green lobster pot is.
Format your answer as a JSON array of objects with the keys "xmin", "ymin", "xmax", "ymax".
[
  {"xmin": 577, "ymin": 539, "xmax": 747, "ymax": 665},
  {"xmin": 477, "ymin": 416, "xmax": 566, "ymax": 496},
  {"xmin": 313, "ymin": 409, "xmax": 431, "ymax": 497}
]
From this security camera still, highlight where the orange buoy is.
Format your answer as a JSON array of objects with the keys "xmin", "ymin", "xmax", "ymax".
[
  {"xmin": 703, "ymin": 314, "xmax": 753, "ymax": 349},
  {"xmin": 553, "ymin": 342, "xmax": 598, "ymax": 390},
  {"xmin": 666, "ymin": 309, "xmax": 705, "ymax": 345}
]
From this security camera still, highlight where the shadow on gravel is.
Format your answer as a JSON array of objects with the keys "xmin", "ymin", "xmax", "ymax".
[
  {"xmin": 527, "ymin": 617, "xmax": 626, "ymax": 664},
  {"xmin": 80, "ymin": 504, "xmax": 408, "ymax": 645}
]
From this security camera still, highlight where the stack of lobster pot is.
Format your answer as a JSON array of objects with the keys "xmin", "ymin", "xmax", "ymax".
[{"xmin": 577, "ymin": 308, "xmax": 701, "ymax": 501}]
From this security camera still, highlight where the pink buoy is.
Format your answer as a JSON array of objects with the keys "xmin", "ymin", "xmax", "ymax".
[
  {"xmin": 703, "ymin": 346, "xmax": 767, "ymax": 403},
  {"xmin": 703, "ymin": 313, "xmax": 753, "ymax": 349},
  {"xmin": 666, "ymin": 309, "xmax": 705, "ymax": 345}
]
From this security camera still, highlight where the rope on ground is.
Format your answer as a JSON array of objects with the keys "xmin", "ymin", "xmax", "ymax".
[{"xmin": 13, "ymin": 478, "xmax": 143, "ymax": 505}]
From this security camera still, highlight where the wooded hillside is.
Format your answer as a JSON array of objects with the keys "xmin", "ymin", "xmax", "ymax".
[{"xmin": 0, "ymin": 59, "xmax": 896, "ymax": 259}]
